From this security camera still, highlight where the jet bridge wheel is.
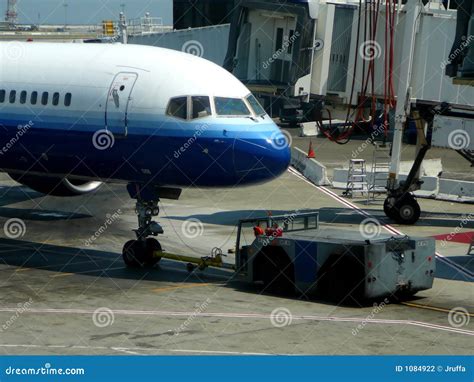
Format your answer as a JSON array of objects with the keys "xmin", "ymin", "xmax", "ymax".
[
  {"xmin": 122, "ymin": 239, "xmax": 162, "ymax": 268},
  {"xmin": 384, "ymin": 194, "xmax": 420, "ymax": 225}
]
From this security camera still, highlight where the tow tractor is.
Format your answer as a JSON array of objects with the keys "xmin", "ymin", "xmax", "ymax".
[{"xmin": 145, "ymin": 211, "xmax": 436, "ymax": 301}]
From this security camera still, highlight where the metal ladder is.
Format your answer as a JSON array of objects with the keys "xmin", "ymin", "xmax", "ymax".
[
  {"xmin": 343, "ymin": 159, "xmax": 368, "ymax": 198},
  {"xmin": 368, "ymin": 143, "xmax": 391, "ymax": 202}
]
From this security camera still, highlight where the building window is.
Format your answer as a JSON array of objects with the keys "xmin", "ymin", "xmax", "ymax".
[
  {"xmin": 9, "ymin": 90, "xmax": 16, "ymax": 104},
  {"xmin": 64, "ymin": 93, "xmax": 72, "ymax": 107},
  {"xmin": 20, "ymin": 91, "xmax": 27, "ymax": 104},
  {"xmin": 166, "ymin": 97, "xmax": 188, "ymax": 120},
  {"xmin": 52, "ymin": 92, "xmax": 60, "ymax": 106},
  {"xmin": 31, "ymin": 91, "xmax": 38, "ymax": 105},
  {"xmin": 191, "ymin": 96, "xmax": 211, "ymax": 119},
  {"xmin": 41, "ymin": 92, "xmax": 48, "ymax": 105}
]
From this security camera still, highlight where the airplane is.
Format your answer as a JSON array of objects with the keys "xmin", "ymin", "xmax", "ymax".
[{"xmin": 0, "ymin": 42, "xmax": 291, "ymax": 268}]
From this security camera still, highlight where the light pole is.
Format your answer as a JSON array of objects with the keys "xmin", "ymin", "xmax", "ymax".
[{"xmin": 63, "ymin": 1, "xmax": 68, "ymax": 29}]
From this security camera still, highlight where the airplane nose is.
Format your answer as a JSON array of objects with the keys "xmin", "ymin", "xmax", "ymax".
[{"xmin": 233, "ymin": 130, "xmax": 291, "ymax": 184}]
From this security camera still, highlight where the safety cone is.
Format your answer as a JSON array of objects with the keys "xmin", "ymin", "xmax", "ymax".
[{"xmin": 307, "ymin": 140, "xmax": 315, "ymax": 158}]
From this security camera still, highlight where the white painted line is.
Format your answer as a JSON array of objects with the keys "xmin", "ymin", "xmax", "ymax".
[
  {"xmin": 288, "ymin": 168, "xmax": 474, "ymax": 280},
  {"xmin": 0, "ymin": 344, "xmax": 272, "ymax": 355},
  {"xmin": 0, "ymin": 307, "xmax": 471, "ymax": 337}
]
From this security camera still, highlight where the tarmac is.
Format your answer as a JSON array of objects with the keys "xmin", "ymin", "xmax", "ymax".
[{"xmin": 0, "ymin": 144, "xmax": 472, "ymax": 355}]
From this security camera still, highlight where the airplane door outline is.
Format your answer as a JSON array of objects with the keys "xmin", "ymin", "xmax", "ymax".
[{"xmin": 105, "ymin": 72, "xmax": 138, "ymax": 136}]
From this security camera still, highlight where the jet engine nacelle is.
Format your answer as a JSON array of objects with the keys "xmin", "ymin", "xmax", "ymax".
[{"xmin": 8, "ymin": 173, "xmax": 102, "ymax": 197}]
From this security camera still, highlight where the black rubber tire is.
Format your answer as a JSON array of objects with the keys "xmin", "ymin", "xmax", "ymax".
[
  {"xmin": 144, "ymin": 238, "xmax": 162, "ymax": 267},
  {"xmin": 122, "ymin": 240, "xmax": 144, "ymax": 268},
  {"xmin": 393, "ymin": 194, "xmax": 421, "ymax": 225}
]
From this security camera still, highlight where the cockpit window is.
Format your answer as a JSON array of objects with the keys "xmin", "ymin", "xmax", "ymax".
[
  {"xmin": 214, "ymin": 97, "xmax": 250, "ymax": 116},
  {"xmin": 246, "ymin": 94, "xmax": 266, "ymax": 116},
  {"xmin": 192, "ymin": 96, "xmax": 211, "ymax": 119},
  {"xmin": 167, "ymin": 97, "xmax": 188, "ymax": 120}
]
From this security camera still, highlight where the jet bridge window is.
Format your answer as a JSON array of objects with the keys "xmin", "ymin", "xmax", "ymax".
[
  {"xmin": 167, "ymin": 97, "xmax": 188, "ymax": 120},
  {"xmin": 191, "ymin": 96, "xmax": 211, "ymax": 119},
  {"xmin": 214, "ymin": 97, "xmax": 250, "ymax": 116}
]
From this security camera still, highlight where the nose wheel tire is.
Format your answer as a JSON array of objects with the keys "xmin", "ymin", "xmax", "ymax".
[
  {"xmin": 384, "ymin": 194, "xmax": 421, "ymax": 225},
  {"xmin": 122, "ymin": 239, "xmax": 162, "ymax": 268}
]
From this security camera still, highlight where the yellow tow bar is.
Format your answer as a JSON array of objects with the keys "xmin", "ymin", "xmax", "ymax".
[{"xmin": 153, "ymin": 247, "xmax": 234, "ymax": 272}]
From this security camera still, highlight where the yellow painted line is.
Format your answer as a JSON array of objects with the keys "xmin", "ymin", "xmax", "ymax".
[
  {"xmin": 401, "ymin": 302, "xmax": 474, "ymax": 316},
  {"xmin": 50, "ymin": 273, "xmax": 74, "ymax": 279},
  {"xmin": 15, "ymin": 268, "xmax": 31, "ymax": 273},
  {"xmin": 151, "ymin": 283, "xmax": 213, "ymax": 294}
]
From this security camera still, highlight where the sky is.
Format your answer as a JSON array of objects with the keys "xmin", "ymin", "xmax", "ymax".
[{"xmin": 0, "ymin": 0, "xmax": 173, "ymax": 25}]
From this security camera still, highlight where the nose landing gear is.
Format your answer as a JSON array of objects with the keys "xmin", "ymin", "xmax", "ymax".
[
  {"xmin": 384, "ymin": 193, "xmax": 421, "ymax": 225},
  {"xmin": 122, "ymin": 184, "xmax": 181, "ymax": 268}
]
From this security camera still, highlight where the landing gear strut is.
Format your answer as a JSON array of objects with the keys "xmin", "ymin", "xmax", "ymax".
[{"xmin": 122, "ymin": 184, "xmax": 181, "ymax": 268}]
